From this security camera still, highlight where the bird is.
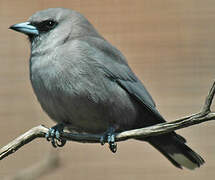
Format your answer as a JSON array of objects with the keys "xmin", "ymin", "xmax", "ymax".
[{"xmin": 10, "ymin": 8, "xmax": 204, "ymax": 169}]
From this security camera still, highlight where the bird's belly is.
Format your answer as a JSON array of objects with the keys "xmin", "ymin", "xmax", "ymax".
[
  {"xmin": 30, "ymin": 64, "xmax": 138, "ymax": 134},
  {"xmin": 38, "ymin": 94, "xmax": 110, "ymax": 133},
  {"xmin": 33, "ymin": 85, "xmax": 138, "ymax": 134}
]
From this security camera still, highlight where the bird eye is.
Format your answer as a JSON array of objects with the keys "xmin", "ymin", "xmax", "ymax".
[
  {"xmin": 36, "ymin": 19, "xmax": 57, "ymax": 32},
  {"xmin": 45, "ymin": 20, "xmax": 56, "ymax": 28}
]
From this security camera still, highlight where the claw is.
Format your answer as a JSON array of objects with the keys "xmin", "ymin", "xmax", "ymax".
[
  {"xmin": 100, "ymin": 136, "xmax": 105, "ymax": 146},
  {"xmin": 109, "ymin": 142, "xmax": 117, "ymax": 153},
  {"xmin": 45, "ymin": 124, "xmax": 67, "ymax": 148},
  {"xmin": 56, "ymin": 139, "xmax": 67, "ymax": 147},
  {"xmin": 100, "ymin": 127, "xmax": 117, "ymax": 153},
  {"xmin": 51, "ymin": 137, "xmax": 58, "ymax": 148},
  {"xmin": 108, "ymin": 133, "xmax": 117, "ymax": 153}
]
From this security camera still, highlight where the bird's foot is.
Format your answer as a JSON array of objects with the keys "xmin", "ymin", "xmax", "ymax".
[
  {"xmin": 45, "ymin": 123, "xmax": 67, "ymax": 148},
  {"xmin": 100, "ymin": 127, "xmax": 117, "ymax": 153}
]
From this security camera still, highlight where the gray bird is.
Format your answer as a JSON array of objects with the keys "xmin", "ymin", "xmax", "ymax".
[{"xmin": 10, "ymin": 8, "xmax": 204, "ymax": 169}]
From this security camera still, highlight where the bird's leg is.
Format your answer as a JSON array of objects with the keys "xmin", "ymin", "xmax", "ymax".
[
  {"xmin": 45, "ymin": 123, "xmax": 67, "ymax": 148},
  {"xmin": 100, "ymin": 127, "xmax": 117, "ymax": 153}
]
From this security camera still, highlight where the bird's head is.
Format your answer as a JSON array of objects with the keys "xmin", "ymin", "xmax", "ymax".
[{"xmin": 9, "ymin": 8, "xmax": 99, "ymax": 49}]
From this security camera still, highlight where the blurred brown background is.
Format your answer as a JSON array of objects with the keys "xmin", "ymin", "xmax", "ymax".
[{"xmin": 0, "ymin": 0, "xmax": 215, "ymax": 179}]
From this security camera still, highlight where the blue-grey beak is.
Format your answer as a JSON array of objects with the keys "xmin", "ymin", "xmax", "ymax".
[{"xmin": 9, "ymin": 22, "xmax": 39, "ymax": 35}]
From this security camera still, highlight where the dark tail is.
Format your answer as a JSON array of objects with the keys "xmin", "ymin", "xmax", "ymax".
[{"xmin": 137, "ymin": 133, "xmax": 205, "ymax": 169}]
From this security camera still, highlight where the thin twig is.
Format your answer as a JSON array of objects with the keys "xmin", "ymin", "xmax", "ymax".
[
  {"xmin": 201, "ymin": 81, "xmax": 215, "ymax": 113},
  {"xmin": 0, "ymin": 81, "xmax": 215, "ymax": 160}
]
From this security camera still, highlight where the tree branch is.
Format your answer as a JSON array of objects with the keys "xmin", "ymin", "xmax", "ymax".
[{"xmin": 1, "ymin": 81, "xmax": 215, "ymax": 160}]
